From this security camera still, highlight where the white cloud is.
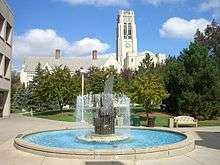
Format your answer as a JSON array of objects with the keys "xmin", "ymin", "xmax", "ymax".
[
  {"xmin": 13, "ymin": 29, "xmax": 110, "ymax": 59},
  {"xmin": 199, "ymin": 0, "xmax": 220, "ymax": 17},
  {"xmin": 160, "ymin": 17, "xmax": 210, "ymax": 39},
  {"xmin": 143, "ymin": 0, "xmax": 184, "ymax": 6},
  {"xmin": 59, "ymin": 0, "xmax": 129, "ymax": 7},
  {"xmin": 66, "ymin": 37, "xmax": 110, "ymax": 56}
]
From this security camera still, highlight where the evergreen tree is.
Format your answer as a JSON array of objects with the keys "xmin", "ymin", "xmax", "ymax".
[
  {"xmin": 164, "ymin": 42, "xmax": 220, "ymax": 119},
  {"xmin": 87, "ymin": 67, "xmax": 116, "ymax": 94},
  {"xmin": 44, "ymin": 66, "xmax": 78, "ymax": 112},
  {"xmin": 31, "ymin": 63, "xmax": 54, "ymax": 111},
  {"xmin": 194, "ymin": 20, "xmax": 220, "ymax": 64},
  {"xmin": 12, "ymin": 85, "xmax": 34, "ymax": 112},
  {"xmin": 114, "ymin": 68, "xmax": 134, "ymax": 95},
  {"xmin": 137, "ymin": 53, "xmax": 154, "ymax": 75},
  {"xmin": 11, "ymin": 70, "xmax": 22, "ymax": 104}
]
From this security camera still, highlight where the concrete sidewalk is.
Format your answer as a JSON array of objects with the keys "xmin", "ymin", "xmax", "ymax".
[{"xmin": 0, "ymin": 114, "xmax": 220, "ymax": 165}]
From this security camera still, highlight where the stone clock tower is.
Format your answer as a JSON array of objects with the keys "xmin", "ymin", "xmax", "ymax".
[{"xmin": 116, "ymin": 10, "xmax": 138, "ymax": 67}]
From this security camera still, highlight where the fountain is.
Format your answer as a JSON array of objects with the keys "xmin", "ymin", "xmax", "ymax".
[
  {"xmin": 76, "ymin": 75, "xmax": 129, "ymax": 142},
  {"xmin": 94, "ymin": 75, "xmax": 116, "ymax": 135},
  {"xmin": 14, "ymin": 74, "xmax": 194, "ymax": 160}
]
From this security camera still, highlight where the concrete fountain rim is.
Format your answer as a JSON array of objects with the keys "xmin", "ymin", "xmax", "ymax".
[{"xmin": 14, "ymin": 127, "xmax": 195, "ymax": 160}]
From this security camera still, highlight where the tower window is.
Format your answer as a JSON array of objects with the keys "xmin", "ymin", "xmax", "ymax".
[
  {"xmin": 124, "ymin": 23, "xmax": 127, "ymax": 39},
  {"xmin": 124, "ymin": 21, "xmax": 132, "ymax": 39},
  {"xmin": 128, "ymin": 23, "xmax": 132, "ymax": 39},
  {"xmin": 128, "ymin": 23, "xmax": 132, "ymax": 35}
]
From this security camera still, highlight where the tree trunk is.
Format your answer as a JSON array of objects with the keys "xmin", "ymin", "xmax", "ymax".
[
  {"xmin": 144, "ymin": 104, "xmax": 151, "ymax": 127},
  {"xmin": 145, "ymin": 108, "xmax": 149, "ymax": 127},
  {"xmin": 59, "ymin": 102, "xmax": 63, "ymax": 115}
]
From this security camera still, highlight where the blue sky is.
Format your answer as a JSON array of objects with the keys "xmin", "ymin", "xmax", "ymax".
[{"xmin": 7, "ymin": 0, "xmax": 220, "ymax": 69}]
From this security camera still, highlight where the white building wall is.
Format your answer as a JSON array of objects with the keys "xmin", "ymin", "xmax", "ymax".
[
  {"xmin": 102, "ymin": 56, "xmax": 123, "ymax": 73},
  {"xmin": 125, "ymin": 53, "xmax": 166, "ymax": 70},
  {"xmin": 20, "ymin": 56, "xmax": 123, "ymax": 87}
]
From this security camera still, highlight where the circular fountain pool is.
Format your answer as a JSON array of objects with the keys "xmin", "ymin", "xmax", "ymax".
[{"xmin": 14, "ymin": 128, "xmax": 194, "ymax": 160}]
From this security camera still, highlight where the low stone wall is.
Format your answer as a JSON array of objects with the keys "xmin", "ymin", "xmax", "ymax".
[{"xmin": 14, "ymin": 128, "xmax": 195, "ymax": 160}]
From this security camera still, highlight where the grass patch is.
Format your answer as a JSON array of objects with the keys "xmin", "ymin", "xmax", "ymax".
[
  {"xmin": 155, "ymin": 115, "xmax": 169, "ymax": 127},
  {"xmin": 34, "ymin": 110, "xmax": 94, "ymax": 123},
  {"xmin": 33, "ymin": 111, "xmax": 171, "ymax": 127},
  {"xmin": 36, "ymin": 111, "xmax": 75, "ymax": 122},
  {"xmin": 30, "ymin": 109, "xmax": 220, "ymax": 127},
  {"xmin": 198, "ymin": 117, "xmax": 220, "ymax": 127}
]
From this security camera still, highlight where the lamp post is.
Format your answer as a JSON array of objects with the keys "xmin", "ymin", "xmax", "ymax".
[{"xmin": 80, "ymin": 68, "xmax": 87, "ymax": 122}]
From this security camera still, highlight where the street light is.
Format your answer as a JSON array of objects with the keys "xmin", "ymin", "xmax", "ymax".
[{"xmin": 80, "ymin": 68, "xmax": 87, "ymax": 122}]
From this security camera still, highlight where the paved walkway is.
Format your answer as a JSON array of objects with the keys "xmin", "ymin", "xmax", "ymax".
[{"xmin": 0, "ymin": 114, "xmax": 220, "ymax": 165}]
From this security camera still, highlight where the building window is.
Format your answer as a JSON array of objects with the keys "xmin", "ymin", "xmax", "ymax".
[
  {"xmin": 124, "ymin": 21, "xmax": 132, "ymax": 39},
  {"xmin": 0, "ymin": 13, "xmax": 4, "ymax": 40},
  {"xmin": 4, "ymin": 56, "xmax": 10, "ymax": 78},
  {"xmin": 0, "ymin": 91, "xmax": 6, "ymax": 115},
  {"xmin": 131, "ymin": 58, "xmax": 133, "ymax": 62},
  {"xmin": 6, "ymin": 22, "xmax": 12, "ymax": 44},
  {"xmin": 0, "ymin": 53, "xmax": 2, "ymax": 63},
  {"xmin": 124, "ymin": 23, "xmax": 127, "ymax": 39},
  {"xmin": 128, "ymin": 23, "xmax": 132, "ymax": 39},
  {"xmin": 0, "ymin": 53, "xmax": 3, "ymax": 77}
]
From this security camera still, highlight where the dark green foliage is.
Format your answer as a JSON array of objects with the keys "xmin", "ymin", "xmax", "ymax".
[
  {"xmin": 137, "ymin": 53, "xmax": 154, "ymax": 74},
  {"xmin": 194, "ymin": 19, "xmax": 220, "ymax": 64},
  {"xmin": 87, "ymin": 67, "xmax": 117, "ymax": 94},
  {"xmin": 86, "ymin": 67, "xmax": 108, "ymax": 94},
  {"xmin": 50, "ymin": 66, "xmax": 78, "ymax": 112},
  {"xmin": 11, "ymin": 70, "xmax": 22, "ymax": 104},
  {"xmin": 31, "ymin": 63, "xmax": 54, "ymax": 111},
  {"xmin": 164, "ymin": 42, "xmax": 220, "ymax": 119},
  {"xmin": 114, "ymin": 68, "xmax": 135, "ymax": 95},
  {"xmin": 12, "ymin": 85, "xmax": 34, "ymax": 111},
  {"xmin": 33, "ymin": 66, "xmax": 80, "ymax": 112}
]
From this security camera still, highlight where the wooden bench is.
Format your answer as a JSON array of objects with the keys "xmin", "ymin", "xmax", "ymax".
[{"xmin": 174, "ymin": 116, "xmax": 198, "ymax": 127}]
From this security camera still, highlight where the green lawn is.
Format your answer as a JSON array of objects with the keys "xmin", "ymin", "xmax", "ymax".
[
  {"xmin": 32, "ymin": 110, "xmax": 220, "ymax": 127},
  {"xmin": 33, "ymin": 111, "xmax": 171, "ymax": 127},
  {"xmin": 34, "ymin": 110, "xmax": 93, "ymax": 123},
  {"xmin": 198, "ymin": 117, "xmax": 220, "ymax": 127},
  {"xmin": 36, "ymin": 112, "xmax": 75, "ymax": 122},
  {"xmin": 155, "ymin": 115, "xmax": 169, "ymax": 127}
]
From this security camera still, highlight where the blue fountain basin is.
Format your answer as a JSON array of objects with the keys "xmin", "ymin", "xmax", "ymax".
[{"xmin": 22, "ymin": 128, "xmax": 186, "ymax": 150}]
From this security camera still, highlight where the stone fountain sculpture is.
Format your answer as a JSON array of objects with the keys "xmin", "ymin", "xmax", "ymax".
[
  {"xmin": 76, "ymin": 74, "xmax": 130, "ymax": 142},
  {"xmin": 93, "ymin": 75, "xmax": 116, "ymax": 135}
]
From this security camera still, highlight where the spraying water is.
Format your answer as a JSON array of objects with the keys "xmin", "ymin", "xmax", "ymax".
[{"xmin": 75, "ymin": 75, "xmax": 130, "ymax": 141}]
